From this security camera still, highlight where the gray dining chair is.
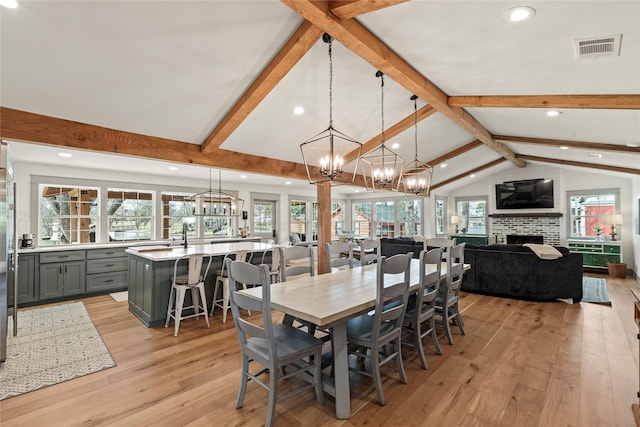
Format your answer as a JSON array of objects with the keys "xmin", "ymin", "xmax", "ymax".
[
  {"xmin": 228, "ymin": 259, "xmax": 325, "ymax": 427},
  {"xmin": 345, "ymin": 252, "xmax": 413, "ymax": 406},
  {"xmin": 402, "ymin": 247, "xmax": 444, "ymax": 369},
  {"xmin": 164, "ymin": 253, "xmax": 212, "ymax": 337},
  {"xmin": 279, "ymin": 245, "xmax": 315, "ymax": 281},
  {"xmin": 325, "ymin": 241, "xmax": 354, "ymax": 272},
  {"xmin": 359, "ymin": 238, "xmax": 380, "ymax": 265},
  {"xmin": 436, "ymin": 242, "xmax": 466, "ymax": 344}
]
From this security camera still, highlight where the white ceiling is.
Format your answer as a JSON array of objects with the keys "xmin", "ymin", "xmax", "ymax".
[{"xmin": 1, "ymin": 1, "xmax": 639, "ymax": 191}]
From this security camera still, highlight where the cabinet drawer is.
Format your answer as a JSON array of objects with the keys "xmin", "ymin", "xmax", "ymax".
[
  {"xmin": 40, "ymin": 251, "xmax": 86, "ymax": 263},
  {"xmin": 87, "ymin": 248, "xmax": 127, "ymax": 259},
  {"xmin": 86, "ymin": 257, "xmax": 128, "ymax": 274},
  {"xmin": 86, "ymin": 271, "xmax": 128, "ymax": 292},
  {"xmin": 603, "ymin": 245, "xmax": 621, "ymax": 254}
]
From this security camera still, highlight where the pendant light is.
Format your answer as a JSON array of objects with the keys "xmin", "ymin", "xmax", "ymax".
[
  {"xmin": 300, "ymin": 33, "xmax": 362, "ymax": 184},
  {"xmin": 401, "ymin": 95, "xmax": 433, "ymax": 197},
  {"xmin": 189, "ymin": 169, "xmax": 244, "ymax": 217},
  {"xmin": 360, "ymin": 71, "xmax": 404, "ymax": 191}
]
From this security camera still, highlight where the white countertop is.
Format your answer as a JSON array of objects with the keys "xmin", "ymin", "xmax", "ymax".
[{"xmin": 125, "ymin": 241, "xmax": 274, "ymax": 261}]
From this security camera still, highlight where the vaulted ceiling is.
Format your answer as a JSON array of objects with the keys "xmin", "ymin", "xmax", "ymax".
[{"xmin": 1, "ymin": 1, "xmax": 639, "ymax": 193}]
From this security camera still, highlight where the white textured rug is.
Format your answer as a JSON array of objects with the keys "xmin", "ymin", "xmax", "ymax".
[
  {"xmin": 109, "ymin": 291, "xmax": 128, "ymax": 302},
  {"xmin": 0, "ymin": 302, "xmax": 116, "ymax": 400}
]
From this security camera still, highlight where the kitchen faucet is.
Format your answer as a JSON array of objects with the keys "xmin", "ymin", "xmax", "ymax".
[{"xmin": 182, "ymin": 221, "xmax": 188, "ymax": 249}]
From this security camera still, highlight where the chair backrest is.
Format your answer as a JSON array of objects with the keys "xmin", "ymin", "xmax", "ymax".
[
  {"xmin": 172, "ymin": 253, "xmax": 212, "ymax": 286},
  {"xmin": 325, "ymin": 241, "xmax": 353, "ymax": 272},
  {"xmin": 418, "ymin": 247, "xmax": 444, "ymax": 305},
  {"xmin": 360, "ymin": 239, "xmax": 379, "ymax": 265},
  {"xmin": 279, "ymin": 245, "xmax": 315, "ymax": 281},
  {"xmin": 228, "ymin": 259, "xmax": 275, "ymax": 353},
  {"xmin": 372, "ymin": 252, "xmax": 412, "ymax": 337},
  {"xmin": 447, "ymin": 243, "xmax": 465, "ymax": 295},
  {"xmin": 425, "ymin": 237, "xmax": 456, "ymax": 263}
]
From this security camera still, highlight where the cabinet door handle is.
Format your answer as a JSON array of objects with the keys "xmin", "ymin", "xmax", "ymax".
[
  {"xmin": 65, "ymin": 265, "xmax": 67, "ymax": 273},
  {"xmin": 59, "ymin": 265, "xmax": 62, "ymax": 274},
  {"xmin": 105, "ymin": 252, "xmax": 114, "ymax": 255},
  {"xmin": 59, "ymin": 255, "xmax": 69, "ymax": 259},
  {"xmin": 105, "ymin": 264, "xmax": 114, "ymax": 267},
  {"xmin": 105, "ymin": 279, "xmax": 114, "ymax": 283}
]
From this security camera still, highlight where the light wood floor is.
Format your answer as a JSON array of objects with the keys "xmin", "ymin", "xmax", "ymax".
[{"xmin": 1, "ymin": 273, "xmax": 639, "ymax": 427}]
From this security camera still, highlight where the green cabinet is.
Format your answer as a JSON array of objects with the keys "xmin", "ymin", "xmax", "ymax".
[
  {"xmin": 39, "ymin": 251, "xmax": 86, "ymax": 300},
  {"xmin": 567, "ymin": 241, "xmax": 622, "ymax": 269},
  {"xmin": 451, "ymin": 235, "xmax": 489, "ymax": 245},
  {"xmin": 86, "ymin": 248, "xmax": 128, "ymax": 293}
]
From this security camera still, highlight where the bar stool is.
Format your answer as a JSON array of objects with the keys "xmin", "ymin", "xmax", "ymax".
[
  {"xmin": 211, "ymin": 250, "xmax": 249, "ymax": 323},
  {"xmin": 165, "ymin": 253, "xmax": 212, "ymax": 337}
]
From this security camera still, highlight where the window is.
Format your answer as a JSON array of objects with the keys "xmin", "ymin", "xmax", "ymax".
[
  {"xmin": 398, "ymin": 199, "xmax": 422, "ymax": 237},
  {"xmin": 161, "ymin": 193, "xmax": 196, "ymax": 240},
  {"xmin": 435, "ymin": 197, "xmax": 446, "ymax": 236},
  {"xmin": 252, "ymin": 200, "xmax": 274, "ymax": 239},
  {"xmin": 331, "ymin": 202, "xmax": 344, "ymax": 240},
  {"xmin": 107, "ymin": 189, "xmax": 153, "ymax": 241},
  {"xmin": 455, "ymin": 197, "xmax": 487, "ymax": 235},
  {"xmin": 352, "ymin": 202, "xmax": 372, "ymax": 238},
  {"xmin": 375, "ymin": 201, "xmax": 395, "ymax": 238},
  {"xmin": 289, "ymin": 200, "xmax": 307, "ymax": 242},
  {"xmin": 568, "ymin": 190, "xmax": 619, "ymax": 238},
  {"xmin": 39, "ymin": 185, "xmax": 98, "ymax": 246}
]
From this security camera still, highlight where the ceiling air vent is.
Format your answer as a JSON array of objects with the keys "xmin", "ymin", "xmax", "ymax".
[{"xmin": 574, "ymin": 34, "xmax": 621, "ymax": 59}]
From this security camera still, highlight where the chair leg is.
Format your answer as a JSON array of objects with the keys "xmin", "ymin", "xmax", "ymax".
[
  {"xmin": 198, "ymin": 284, "xmax": 210, "ymax": 329},
  {"xmin": 192, "ymin": 287, "xmax": 200, "ymax": 317},
  {"xmin": 370, "ymin": 346, "xmax": 386, "ymax": 406},
  {"xmin": 174, "ymin": 287, "xmax": 186, "ymax": 337},
  {"xmin": 236, "ymin": 355, "xmax": 249, "ymax": 409},
  {"xmin": 414, "ymin": 320, "xmax": 428, "ymax": 370},
  {"xmin": 265, "ymin": 367, "xmax": 278, "ymax": 427},
  {"xmin": 443, "ymin": 307, "xmax": 454, "ymax": 344},
  {"xmin": 222, "ymin": 277, "xmax": 230, "ymax": 323},
  {"xmin": 395, "ymin": 339, "xmax": 407, "ymax": 384},
  {"xmin": 165, "ymin": 286, "xmax": 175, "ymax": 328},
  {"xmin": 211, "ymin": 278, "xmax": 221, "ymax": 316},
  {"xmin": 314, "ymin": 349, "xmax": 325, "ymax": 405},
  {"xmin": 430, "ymin": 315, "xmax": 442, "ymax": 355}
]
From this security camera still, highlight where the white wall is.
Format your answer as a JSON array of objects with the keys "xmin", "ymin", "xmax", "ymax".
[{"xmin": 632, "ymin": 175, "xmax": 640, "ymax": 282}]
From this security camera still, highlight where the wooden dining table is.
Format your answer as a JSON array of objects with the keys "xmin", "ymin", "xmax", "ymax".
[{"xmin": 238, "ymin": 258, "xmax": 469, "ymax": 419}]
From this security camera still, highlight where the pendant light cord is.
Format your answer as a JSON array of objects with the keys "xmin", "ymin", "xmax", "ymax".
[
  {"xmin": 325, "ymin": 33, "xmax": 333, "ymax": 128},
  {"xmin": 378, "ymin": 71, "xmax": 385, "ymax": 147},
  {"xmin": 412, "ymin": 94, "xmax": 419, "ymax": 162}
]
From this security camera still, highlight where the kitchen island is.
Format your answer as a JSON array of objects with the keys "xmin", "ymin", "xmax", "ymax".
[{"xmin": 126, "ymin": 241, "xmax": 273, "ymax": 327}]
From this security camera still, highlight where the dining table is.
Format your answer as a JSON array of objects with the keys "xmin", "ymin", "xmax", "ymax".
[{"xmin": 238, "ymin": 257, "xmax": 470, "ymax": 419}]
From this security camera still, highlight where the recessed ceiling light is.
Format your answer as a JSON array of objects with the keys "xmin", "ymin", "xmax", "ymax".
[
  {"xmin": 440, "ymin": 163, "xmax": 448, "ymax": 168},
  {"xmin": 586, "ymin": 153, "xmax": 602, "ymax": 158},
  {"xmin": 354, "ymin": 189, "xmax": 360, "ymax": 193},
  {"xmin": 469, "ymin": 174, "xmax": 476, "ymax": 178},
  {"xmin": 240, "ymin": 175, "xmax": 247, "ymax": 179},
  {"xmin": 391, "ymin": 143, "xmax": 400, "ymax": 149},
  {"xmin": 627, "ymin": 143, "xmax": 640, "ymax": 148},
  {"xmin": 560, "ymin": 146, "xmax": 569, "ymax": 150},
  {"xmin": 285, "ymin": 181, "xmax": 292, "ymax": 185},
  {"xmin": 168, "ymin": 166, "xmax": 178, "ymax": 171},
  {"xmin": 504, "ymin": 6, "xmax": 535, "ymax": 22},
  {"xmin": 293, "ymin": 106, "xmax": 304, "ymax": 115},
  {"xmin": 58, "ymin": 152, "xmax": 72, "ymax": 158},
  {"xmin": 546, "ymin": 110, "xmax": 561, "ymax": 117},
  {"xmin": 0, "ymin": 0, "xmax": 18, "ymax": 9}
]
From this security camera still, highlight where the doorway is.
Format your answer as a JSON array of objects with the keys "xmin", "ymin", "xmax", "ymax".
[{"xmin": 252, "ymin": 200, "xmax": 276, "ymax": 241}]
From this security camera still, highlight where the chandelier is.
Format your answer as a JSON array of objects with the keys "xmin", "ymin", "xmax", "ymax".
[
  {"xmin": 300, "ymin": 33, "xmax": 362, "ymax": 184},
  {"xmin": 360, "ymin": 71, "xmax": 404, "ymax": 191},
  {"xmin": 188, "ymin": 169, "xmax": 244, "ymax": 217},
  {"xmin": 401, "ymin": 95, "xmax": 433, "ymax": 196}
]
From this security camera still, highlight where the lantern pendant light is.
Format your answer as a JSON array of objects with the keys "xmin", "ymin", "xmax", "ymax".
[
  {"xmin": 401, "ymin": 95, "xmax": 433, "ymax": 197},
  {"xmin": 299, "ymin": 33, "xmax": 363, "ymax": 184},
  {"xmin": 360, "ymin": 71, "xmax": 404, "ymax": 191}
]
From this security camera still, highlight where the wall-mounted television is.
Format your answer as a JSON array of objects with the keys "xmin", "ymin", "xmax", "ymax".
[{"xmin": 495, "ymin": 178, "xmax": 554, "ymax": 209}]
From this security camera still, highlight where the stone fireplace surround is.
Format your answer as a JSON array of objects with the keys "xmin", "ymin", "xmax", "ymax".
[{"xmin": 489, "ymin": 213, "xmax": 561, "ymax": 246}]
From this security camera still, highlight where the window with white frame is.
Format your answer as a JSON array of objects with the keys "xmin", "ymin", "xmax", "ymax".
[
  {"xmin": 455, "ymin": 197, "xmax": 487, "ymax": 235},
  {"xmin": 39, "ymin": 185, "xmax": 98, "ymax": 246},
  {"xmin": 107, "ymin": 189, "xmax": 154, "ymax": 241},
  {"xmin": 289, "ymin": 199, "xmax": 308, "ymax": 243},
  {"xmin": 375, "ymin": 200, "xmax": 395, "ymax": 238},
  {"xmin": 435, "ymin": 196, "xmax": 446, "ymax": 236},
  {"xmin": 161, "ymin": 192, "xmax": 196, "ymax": 240},
  {"xmin": 398, "ymin": 199, "xmax": 422, "ymax": 237},
  {"xmin": 331, "ymin": 201, "xmax": 344, "ymax": 240},
  {"xmin": 352, "ymin": 201, "xmax": 372, "ymax": 238},
  {"xmin": 567, "ymin": 189, "xmax": 619, "ymax": 238}
]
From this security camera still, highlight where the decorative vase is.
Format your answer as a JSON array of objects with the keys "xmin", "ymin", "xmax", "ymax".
[{"xmin": 607, "ymin": 262, "xmax": 626, "ymax": 278}]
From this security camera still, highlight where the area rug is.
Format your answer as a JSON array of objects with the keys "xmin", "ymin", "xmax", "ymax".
[
  {"xmin": 109, "ymin": 291, "xmax": 128, "ymax": 302},
  {"xmin": 582, "ymin": 277, "xmax": 612, "ymax": 305},
  {"xmin": 0, "ymin": 302, "xmax": 116, "ymax": 400}
]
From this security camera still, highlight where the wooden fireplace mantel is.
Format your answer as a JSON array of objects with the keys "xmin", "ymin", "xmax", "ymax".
[{"xmin": 489, "ymin": 213, "xmax": 563, "ymax": 218}]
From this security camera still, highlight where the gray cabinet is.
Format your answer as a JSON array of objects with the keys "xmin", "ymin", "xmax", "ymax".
[
  {"xmin": 39, "ymin": 251, "xmax": 86, "ymax": 300},
  {"xmin": 8, "ymin": 253, "xmax": 39, "ymax": 305},
  {"xmin": 86, "ymin": 248, "xmax": 128, "ymax": 292}
]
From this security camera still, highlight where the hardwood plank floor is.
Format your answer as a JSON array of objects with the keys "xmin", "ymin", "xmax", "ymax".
[{"xmin": 1, "ymin": 273, "xmax": 638, "ymax": 426}]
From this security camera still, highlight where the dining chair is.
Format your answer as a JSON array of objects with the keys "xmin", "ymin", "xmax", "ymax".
[
  {"xmin": 260, "ymin": 245, "xmax": 281, "ymax": 284},
  {"xmin": 279, "ymin": 245, "xmax": 315, "ymax": 282},
  {"xmin": 345, "ymin": 252, "xmax": 413, "ymax": 406},
  {"xmin": 211, "ymin": 250, "xmax": 249, "ymax": 323},
  {"xmin": 164, "ymin": 253, "xmax": 212, "ymax": 337},
  {"xmin": 435, "ymin": 242, "xmax": 466, "ymax": 344},
  {"xmin": 359, "ymin": 238, "xmax": 380, "ymax": 265},
  {"xmin": 228, "ymin": 259, "xmax": 324, "ymax": 427},
  {"xmin": 402, "ymin": 247, "xmax": 444, "ymax": 369},
  {"xmin": 325, "ymin": 241, "xmax": 354, "ymax": 272}
]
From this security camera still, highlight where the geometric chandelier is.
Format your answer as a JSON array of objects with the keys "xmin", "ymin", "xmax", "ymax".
[
  {"xmin": 360, "ymin": 71, "xmax": 404, "ymax": 191},
  {"xmin": 300, "ymin": 33, "xmax": 363, "ymax": 185},
  {"xmin": 401, "ymin": 95, "xmax": 433, "ymax": 197}
]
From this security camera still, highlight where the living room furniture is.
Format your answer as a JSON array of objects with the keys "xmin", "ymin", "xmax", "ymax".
[
  {"xmin": 567, "ymin": 240, "xmax": 622, "ymax": 269},
  {"xmin": 380, "ymin": 237, "xmax": 424, "ymax": 259},
  {"xmin": 450, "ymin": 235, "xmax": 489, "ymax": 245},
  {"xmin": 461, "ymin": 244, "xmax": 583, "ymax": 302}
]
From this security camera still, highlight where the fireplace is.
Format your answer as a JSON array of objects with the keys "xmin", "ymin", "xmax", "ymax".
[{"xmin": 506, "ymin": 234, "xmax": 544, "ymax": 245}]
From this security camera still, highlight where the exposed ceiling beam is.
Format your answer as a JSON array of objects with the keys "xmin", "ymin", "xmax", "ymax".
[
  {"xmin": 425, "ymin": 139, "xmax": 484, "ymax": 166},
  {"xmin": 448, "ymin": 95, "xmax": 640, "ymax": 109},
  {"xmin": 200, "ymin": 20, "xmax": 323, "ymax": 153},
  {"xmin": 429, "ymin": 158, "xmax": 508, "ymax": 192},
  {"xmin": 517, "ymin": 154, "xmax": 640, "ymax": 175},
  {"xmin": 494, "ymin": 135, "xmax": 640, "ymax": 154},
  {"xmin": 0, "ymin": 107, "xmax": 312, "ymax": 181},
  {"xmin": 281, "ymin": 0, "xmax": 526, "ymax": 168},
  {"xmin": 329, "ymin": 0, "xmax": 409, "ymax": 19},
  {"xmin": 344, "ymin": 104, "xmax": 436, "ymax": 164}
]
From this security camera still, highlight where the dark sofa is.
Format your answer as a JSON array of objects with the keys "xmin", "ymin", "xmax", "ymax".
[{"xmin": 379, "ymin": 239, "xmax": 583, "ymax": 302}]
